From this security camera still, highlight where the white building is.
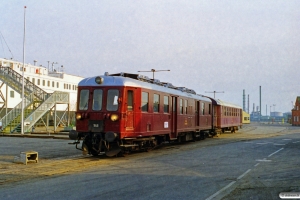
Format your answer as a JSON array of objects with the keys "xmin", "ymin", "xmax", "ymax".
[
  {"xmin": 0, "ymin": 58, "xmax": 84, "ymax": 132},
  {"xmin": 0, "ymin": 58, "xmax": 84, "ymax": 111}
]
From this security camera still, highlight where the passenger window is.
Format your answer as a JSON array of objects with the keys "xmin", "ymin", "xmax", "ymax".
[
  {"xmin": 153, "ymin": 94, "xmax": 160, "ymax": 112},
  {"xmin": 180, "ymin": 99, "xmax": 183, "ymax": 114},
  {"xmin": 141, "ymin": 92, "xmax": 149, "ymax": 112},
  {"xmin": 164, "ymin": 96, "xmax": 169, "ymax": 113}
]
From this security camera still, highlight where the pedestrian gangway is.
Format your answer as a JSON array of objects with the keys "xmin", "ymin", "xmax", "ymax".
[{"xmin": 0, "ymin": 66, "xmax": 69, "ymax": 133}]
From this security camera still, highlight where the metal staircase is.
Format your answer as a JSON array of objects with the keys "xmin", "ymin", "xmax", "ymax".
[
  {"xmin": 0, "ymin": 66, "xmax": 69, "ymax": 133},
  {"xmin": 23, "ymin": 91, "xmax": 69, "ymax": 132}
]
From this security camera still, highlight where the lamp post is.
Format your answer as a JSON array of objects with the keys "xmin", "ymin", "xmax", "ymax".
[
  {"xmin": 21, "ymin": 6, "xmax": 26, "ymax": 135},
  {"xmin": 138, "ymin": 69, "xmax": 170, "ymax": 80}
]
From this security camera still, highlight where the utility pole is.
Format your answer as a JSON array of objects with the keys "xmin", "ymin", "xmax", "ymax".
[
  {"xmin": 205, "ymin": 91, "xmax": 224, "ymax": 99},
  {"xmin": 138, "ymin": 69, "xmax": 170, "ymax": 80}
]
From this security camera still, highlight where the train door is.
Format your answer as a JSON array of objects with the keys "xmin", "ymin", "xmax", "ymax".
[
  {"xmin": 195, "ymin": 101, "xmax": 200, "ymax": 126},
  {"xmin": 125, "ymin": 89, "xmax": 134, "ymax": 130},
  {"xmin": 171, "ymin": 96, "xmax": 178, "ymax": 139}
]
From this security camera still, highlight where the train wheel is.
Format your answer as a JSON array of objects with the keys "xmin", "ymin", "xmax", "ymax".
[{"xmin": 106, "ymin": 148, "xmax": 121, "ymax": 157}]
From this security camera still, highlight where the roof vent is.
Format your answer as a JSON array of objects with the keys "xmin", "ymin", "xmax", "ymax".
[{"xmin": 104, "ymin": 72, "xmax": 109, "ymax": 76}]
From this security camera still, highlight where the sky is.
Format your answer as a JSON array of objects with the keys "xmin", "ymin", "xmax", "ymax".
[{"xmin": 0, "ymin": 0, "xmax": 299, "ymax": 114}]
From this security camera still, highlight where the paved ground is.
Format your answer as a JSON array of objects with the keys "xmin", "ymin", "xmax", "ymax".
[{"xmin": 0, "ymin": 123, "xmax": 299, "ymax": 199}]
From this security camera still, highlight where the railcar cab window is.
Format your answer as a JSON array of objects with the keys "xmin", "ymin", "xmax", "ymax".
[
  {"xmin": 107, "ymin": 89, "xmax": 119, "ymax": 111},
  {"xmin": 92, "ymin": 89, "xmax": 103, "ymax": 111},
  {"xmin": 142, "ymin": 92, "xmax": 149, "ymax": 112},
  {"xmin": 164, "ymin": 96, "xmax": 169, "ymax": 113},
  {"xmin": 79, "ymin": 90, "xmax": 89, "ymax": 110},
  {"xmin": 153, "ymin": 94, "xmax": 160, "ymax": 112}
]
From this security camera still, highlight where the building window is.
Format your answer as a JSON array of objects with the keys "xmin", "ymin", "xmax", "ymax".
[
  {"xmin": 52, "ymin": 81, "xmax": 54, "ymax": 87},
  {"xmin": 47, "ymin": 81, "xmax": 50, "ymax": 87},
  {"xmin": 37, "ymin": 79, "xmax": 40, "ymax": 85},
  {"xmin": 141, "ymin": 92, "xmax": 149, "ymax": 112},
  {"xmin": 153, "ymin": 94, "xmax": 159, "ymax": 112},
  {"xmin": 32, "ymin": 78, "xmax": 35, "ymax": 84},
  {"xmin": 57, "ymin": 82, "xmax": 59, "ymax": 88},
  {"xmin": 164, "ymin": 96, "xmax": 169, "ymax": 113},
  {"xmin": 10, "ymin": 91, "xmax": 14, "ymax": 98},
  {"xmin": 42, "ymin": 80, "xmax": 45, "ymax": 86}
]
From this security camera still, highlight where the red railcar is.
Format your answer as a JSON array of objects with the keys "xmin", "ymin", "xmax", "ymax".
[{"xmin": 69, "ymin": 72, "xmax": 242, "ymax": 156}]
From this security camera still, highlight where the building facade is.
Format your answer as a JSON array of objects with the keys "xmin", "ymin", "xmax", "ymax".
[{"xmin": 291, "ymin": 97, "xmax": 300, "ymax": 126}]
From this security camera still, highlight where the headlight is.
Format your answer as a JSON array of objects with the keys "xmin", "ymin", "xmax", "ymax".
[
  {"xmin": 110, "ymin": 114, "xmax": 119, "ymax": 121},
  {"xmin": 95, "ymin": 76, "xmax": 104, "ymax": 84},
  {"xmin": 76, "ymin": 113, "xmax": 82, "ymax": 120}
]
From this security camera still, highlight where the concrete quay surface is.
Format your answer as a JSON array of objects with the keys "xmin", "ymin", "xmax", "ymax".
[
  {"xmin": 0, "ymin": 126, "xmax": 70, "ymax": 140},
  {"xmin": 0, "ymin": 123, "xmax": 299, "ymax": 200}
]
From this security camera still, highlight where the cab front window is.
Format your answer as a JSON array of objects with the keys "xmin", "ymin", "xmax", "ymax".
[
  {"xmin": 107, "ymin": 89, "xmax": 119, "ymax": 111},
  {"xmin": 79, "ymin": 89, "xmax": 89, "ymax": 110},
  {"xmin": 93, "ymin": 89, "xmax": 103, "ymax": 111}
]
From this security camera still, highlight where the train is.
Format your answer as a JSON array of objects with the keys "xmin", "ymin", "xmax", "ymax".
[{"xmin": 69, "ymin": 72, "xmax": 243, "ymax": 157}]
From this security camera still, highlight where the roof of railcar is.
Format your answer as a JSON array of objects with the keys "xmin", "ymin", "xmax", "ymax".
[
  {"xmin": 79, "ymin": 72, "xmax": 210, "ymax": 101},
  {"xmin": 213, "ymin": 99, "xmax": 242, "ymax": 109}
]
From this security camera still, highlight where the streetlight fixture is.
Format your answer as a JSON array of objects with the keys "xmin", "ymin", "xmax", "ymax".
[{"xmin": 138, "ymin": 69, "xmax": 170, "ymax": 80}]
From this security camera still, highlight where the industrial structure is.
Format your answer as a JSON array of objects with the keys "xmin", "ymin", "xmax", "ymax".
[{"xmin": 243, "ymin": 86, "xmax": 292, "ymax": 123}]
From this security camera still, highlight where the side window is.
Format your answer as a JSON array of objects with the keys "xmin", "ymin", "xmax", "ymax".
[
  {"xmin": 127, "ymin": 90, "xmax": 133, "ymax": 111},
  {"xmin": 201, "ymin": 102, "xmax": 205, "ymax": 115},
  {"xmin": 107, "ymin": 89, "xmax": 119, "ymax": 111},
  {"xmin": 185, "ymin": 100, "xmax": 188, "ymax": 114},
  {"xmin": 92, "ymin": 89, "xmax": 103, "ymax": 111},
  {"xmin": 180, "ymin": 99, "xmax": 183, "ymax": 114},
  {"xmin": 209, "ymin": 104, "xmax": 211, "ymax": 114},
  {"xmin": 153, "ymin": 94, "xmax": 160, "ymax": 112},
  {"xmin": 141, "ymin": 92, "xmax": 149, "ymax": 112},
  {"xmin": 79, "ymin": 89, "xmax": 89, "ymax": 110},
  {"xmin": 10, "ymin": 91, "xmax": 14, "ymax": 98},
  {"xmin": 164, "ymin": 96, "xmax": 169, "ymax": 113}
]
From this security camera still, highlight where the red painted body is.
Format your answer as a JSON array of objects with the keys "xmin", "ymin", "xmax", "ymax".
[{"xmin": 70, "ymin": 73, "xmax": 242, "ymax": 156}]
